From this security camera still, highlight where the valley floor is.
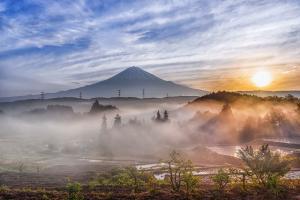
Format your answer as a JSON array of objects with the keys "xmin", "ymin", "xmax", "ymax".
[
  {"xmin": 0, "ymin": 181, "xmax": 299, "ymax": 200},
  {"xmin": 0, "ymin": 170, "xmax": 299, "ymax": 200}
]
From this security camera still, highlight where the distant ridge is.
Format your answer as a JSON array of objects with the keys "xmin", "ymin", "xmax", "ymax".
[
  {"xmin": 238, "ymin": 90, "xmax": 300, "ymax": 98},
  {"xmin": 0, "ymin": 66, "xmax": 207, "ymax": 102}
]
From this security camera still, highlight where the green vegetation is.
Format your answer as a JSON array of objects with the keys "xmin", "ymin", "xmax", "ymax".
[
  {"xmin": 154, "ymin": 110, "xmax": 170, "ymax": 122},
  {"xmin": 66, "ymin": 182, "xmax": 84, "ymax": 200},
  {"xmin": 163, "ymin": 150, "xmax": 199, "ymax": 192},
  {"xmin": 238, "ymin": 144, "xmax": 290, "ymax": 189},
  {"xmin": 194, "ymin": 91, "xmax": 300, "ymax": 104},
  {"xmin": 0, "ymin": 144, "xmax": 297, "ymax": 199},
  {"xmin": 16, "ymin": 161, "xmax": 25, "ymax": 173},
  {"xmin": 89, "ymin": 100, "xmax": 117, "ymax": 114},
  {"xmin": 212, "ymin": 168, "xmax": 230, "ymax": 191},
  {"xmin": 182, "ymin": 165, "xmax": 200, "ymax": 198},
  {"xmin": 91, "ymin": 166, "xmax": 153, "ymax": 193},
  {"xmin": 86, "ymin": 146, "xmax": 294, "ymax": 199}
]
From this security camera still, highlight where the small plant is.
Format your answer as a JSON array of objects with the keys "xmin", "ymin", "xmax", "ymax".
[
  {"xmin": 66, "ymin": 182, "xmax": 84, "ymax": 200},
  {"xmin": 182, "ymin": 167, "xmax": 200, "ymax": 198},
  {"xmin": 111, "ymin": 169, "xmax": 133, "ymax": 187},
  {"xmin": 125, "ymin": 167, "xmax": 143, "ymax": 192},
  {"xmin": 238, "ymin": 144, "xmax": 291, "ymax": 189},
  {"xmin": 0, "ymin": 185, "xmax": 10, "ymax": 192},
  {"xmin": 110, "ymin": 166, "xmax": 151, "ymax": 192},
  {"xmin": 88, "ymin": 180, "xmax": 98, "ymax": 190},
  {"xmin": 16, "ymin": 161, "xmax": 25, "ymax": 173},
  {"xmin": 145, "ymin": 173, "xmax": 168, "ymax": 195},
  {"xmin": 229, "ymin": 168, "xmax": 247, "ymax": 190},
  {"xmin": 41, "ymin": 194, "xmax": 50, "ymax": 200},
  {"xmin": 212, "ymin": 168, "xmax": 230, "ymax": 191}
]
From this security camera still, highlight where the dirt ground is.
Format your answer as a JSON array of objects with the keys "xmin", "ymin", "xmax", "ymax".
[{"xmin": 0, "ymin": 171, "xmax": 299, "ymax": 200}]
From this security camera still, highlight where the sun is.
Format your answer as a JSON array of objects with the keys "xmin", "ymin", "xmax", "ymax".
[{"xmin": 251, "ymin": 70, "xmax": 272, "ymax": 88}]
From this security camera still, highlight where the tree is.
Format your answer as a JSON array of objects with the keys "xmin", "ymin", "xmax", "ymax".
[
  {"xmin": 212, "ymin": 168, "xmax": 230, "ymax": 191},
  {"xmin": 66, "ymin": 182, "xmax": 83, "ymax": 200},
  {"xmin": 285, "ymin": 94, "xmax": 297, "ymax": 103},
  {"xmin": 90, "ymin": 100, "xmax": 100, "ymax": 114},
  {"xmin": 220, "ymin": 103, "xmax": 234, "ymax": 118},
  {"xmin": 124, "ymin": 167, "xmax": 151, "ymax": 193},
  {"xmin": 156, "ymin": 110, "xmax": 161, "ymax": 121},
  {"xmin": 114, "ymin": 114, "xmax": 122, "ymax": 127},
  {"xmin": 163, "ymin": 150, "xmax": 195, "ymax": 192},
  {"xmin": 101, "ymin": 115, "xmax": 107, "ymax": 131},
  {"xmin": 99, "ymin": 167, "xmax": 151, "ymax": 193},
  {"xmin": 239, "ymin": 117, "xmax": 257, "ymax": 143},
  {"xmin": 296, "ymin": 103, "xmax": 300, "ymax": 114},
  {"xmin": 182, "ymin": 161, "xmax": 200, "ymax": 198},
  {"xmin": 90, "ymin": 100, "xmax": 117, "ymax": 114},
  {"xmin": 163, "ymin": 110, "xmax": 169, "ymax": 121},
  {"xmin": 16, "ymin": 161, "xmax": 25, "ymax": 173},
  {"xmin": 238, "ymin": 144, "xmax": 291, "ymax": 189}
]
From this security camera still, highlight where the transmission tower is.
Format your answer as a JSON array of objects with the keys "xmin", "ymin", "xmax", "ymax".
[
  {"xmin": 117, "ymin": 89, "xmax": 121, "ymax": 97},
  {"xmin": 142, "ymin": 88, "xmax": 145, "ymax": 99},
  {"xmin": 40, "ymin": 92, "xmax": 45, "ymax": 101},
  {"xmin": 79, "ymin": 91, "xmax": 82, "ymax": 99}
]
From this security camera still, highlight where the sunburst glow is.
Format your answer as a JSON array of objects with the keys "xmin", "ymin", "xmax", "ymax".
[{"xmin": 251, "ymin": 70, "xmax": 272, "ymax": 88}]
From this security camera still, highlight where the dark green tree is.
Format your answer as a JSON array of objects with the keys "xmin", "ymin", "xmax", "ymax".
[
  {"xmin": 212, "ymin": 168, "xmax": 230, "ymax": 191},
  {"xmin": 114, "ymin": 114, "xmax": 122, "ymax": 127},
  {"xmin": 90, "ymin": 100, "xmax": 100, "ymax": 114},
  {"xmin": 163, "ymin": 110, "xmax": 169, "ymax": 121},
  {"xmin": 66, "ymin": 182, "xmax": 83, "ymax": 200},
  {"xmin": 156, "ymin": 110, "xmax": 161, "ymax": 121},
  {"xmin": 163, "ymin": 150, "xmax": 197, "ymax": 193},
  {"xmin": 101, "ymin": 115, "xmax": 107, "ymax": 131}
]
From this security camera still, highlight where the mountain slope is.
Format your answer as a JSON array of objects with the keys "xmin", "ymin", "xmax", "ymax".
[
  {"xmin": 55, "ymin": 66, "xmax": 205, "ymax": 98},
  {"xmin": 0, "ymin": 67, "xmax": 206, "ymax": 102}
]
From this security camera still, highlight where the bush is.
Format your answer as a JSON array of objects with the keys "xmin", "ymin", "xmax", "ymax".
[
  {"xmin": 182, "ymin": 165, "xmax": 201, "ymax": 198},
  {"xmin": 0, "ymin": 185, "xmax": 10, "ymax": 192},
  {"xmin": 212, "ymin": 168, "xmax": 230, "ymax": 191},
  {"xmin": 238, "ymin": 144, "xmax": 291, "ymax": 189},
  {"xmin": 16, "ymin": 161, "xmax": 25, "ymax": 173},
  {"xmin": 66, "ymin": 182, "xmax": 84, "ymax": 200},
  {"xmin": 163, "ymin": 150, "xmax": 197, "ymax": 193},
  {"xmin": 95, "ymin": 166, "xmax": 153, "ymax": 193},
  {"xmin": 228, "ymin": 168, "xmax": 247, "ymax": 190},
  {"xmin": 146, "ymin": 175, "xmax": 167, "ymax": 195},
  {"xmin": 41, "ymin": 194, "xmax": 50, "ymax": 200}
]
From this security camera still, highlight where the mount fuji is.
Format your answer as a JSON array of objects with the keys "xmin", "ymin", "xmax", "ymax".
[{"xmin": 0, "ymin": 67, "xmax": 206, "ymax": 102}]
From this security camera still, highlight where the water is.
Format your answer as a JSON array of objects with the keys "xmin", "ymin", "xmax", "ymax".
[{"xmin": 136, "ymin": 163, "xmax": 300, "ymax": 180}]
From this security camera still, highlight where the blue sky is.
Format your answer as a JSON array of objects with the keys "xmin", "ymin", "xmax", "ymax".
[{"xmin": 1, "ymin": 0, "xmax": 300, "ymax": 97}]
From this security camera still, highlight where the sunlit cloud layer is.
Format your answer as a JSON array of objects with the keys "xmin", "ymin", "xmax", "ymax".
[{"xmin": 1, "ymin": 0, "xmax": 300, "ymax": 97}]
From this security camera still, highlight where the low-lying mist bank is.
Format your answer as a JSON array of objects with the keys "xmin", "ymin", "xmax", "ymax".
[
  {"xmin": 184, "ymin": 92, "xmax": 300, "ymax": 144},
  {"xmin": 0, "ymin": 92, "xmax": 299, "ymax": 173}
]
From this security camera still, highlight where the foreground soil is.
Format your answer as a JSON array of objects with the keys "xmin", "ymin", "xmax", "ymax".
[
  {"xmin": 0, "ymin": 172, "xmax": 299, "ymax": 200},
  {"xmin": 0, "ymin": 185, "xmax": 300, "ymax": 200}
]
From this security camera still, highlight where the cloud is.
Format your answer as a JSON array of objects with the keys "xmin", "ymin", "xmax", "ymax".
[{"xmin": 1, "ymin": 0, "xmax": 300, "ymax": 96}]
